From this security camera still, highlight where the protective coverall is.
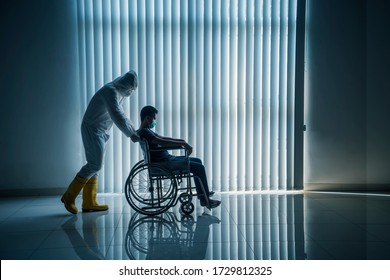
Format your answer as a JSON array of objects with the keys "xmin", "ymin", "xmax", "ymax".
[{"xmin": 62, "ymin": 71, "xmax": 139, "ymax": 214}]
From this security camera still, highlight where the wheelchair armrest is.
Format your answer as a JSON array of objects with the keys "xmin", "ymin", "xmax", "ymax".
[
  {"xmin": 149, "ymin": 145, "xmax": 185, "ymax": 151},
  {"xmin": 150, "ymin": 146, "xmax": 190, "ymax": 156}
]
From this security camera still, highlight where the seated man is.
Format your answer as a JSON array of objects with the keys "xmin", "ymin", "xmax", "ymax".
[{"xmin": 137, "ymin": 105, "xmax": 221, "ymax": 209}]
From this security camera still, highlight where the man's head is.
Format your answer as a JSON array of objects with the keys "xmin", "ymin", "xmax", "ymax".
[
  {"xmin": 115, "ymin": 70, "xmax": 138, "ymax": 97},
  {"xmin": 140, "ymin": 105, "xmax": 158, "ymax": 129}
]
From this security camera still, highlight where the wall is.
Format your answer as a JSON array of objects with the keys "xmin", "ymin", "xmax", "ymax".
[
  {"xmin": 304, "ymin": 0, "xmax": 390, "ymax": 191},
  {"xmin": 366, "ymin": 0, "xmax": 390, "ymax": 186},
  {"xmin": 0, "ymin": 0, "xmax": 81, "ymax": 195}
]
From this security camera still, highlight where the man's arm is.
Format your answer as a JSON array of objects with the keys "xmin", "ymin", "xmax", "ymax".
[
  {"xmin": 151, "ymin": 135, "xmax": 193, "ymax": 155},
  {"xmin": 102, "ymin": 87, "xmax": 137, "ymax": 139},
  {"xmin": 158, "ymin": 135, "xmax": 186, "ymax": 143}
]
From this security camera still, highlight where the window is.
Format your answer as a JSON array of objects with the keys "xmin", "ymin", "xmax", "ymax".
[{"xmin": 76, "ymin": 0, "xmax": 299, "ymax": 193}]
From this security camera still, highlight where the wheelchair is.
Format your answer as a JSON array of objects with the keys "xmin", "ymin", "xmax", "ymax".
[{"xmin": 125, "ymin": 140, "xmax": 210, "ymax": 216}]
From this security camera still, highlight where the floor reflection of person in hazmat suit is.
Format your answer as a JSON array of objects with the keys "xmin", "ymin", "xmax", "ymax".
[{"xmin": 62, "ymin": 70, "xmax": 140, "ymax": 214}]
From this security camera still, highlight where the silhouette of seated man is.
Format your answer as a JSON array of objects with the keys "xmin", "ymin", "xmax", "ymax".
[{"xmin": 137, "ymin": 105, "xmax": 220, "ymax": 209}]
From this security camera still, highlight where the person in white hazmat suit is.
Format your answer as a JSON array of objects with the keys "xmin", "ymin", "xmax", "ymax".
[{"xmin": 62, "ymin": 70, "xmax": 140, "ymax": 214}]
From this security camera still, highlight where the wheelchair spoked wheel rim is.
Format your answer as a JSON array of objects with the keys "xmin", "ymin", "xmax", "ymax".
[
  {"xmin": 125, "ymin": 163, "xmax": 178, "ymax": 216},
  {"xmin": 129, "ymin": 163, "xmax": 177, "ymax": 205}
]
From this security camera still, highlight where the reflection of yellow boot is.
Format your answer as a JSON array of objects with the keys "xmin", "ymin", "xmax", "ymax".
[
  {"xmin": 82, "ymin": 177, "xmax": 109, "ymax": 212},
  {"xmin": 61, "ymin": 176, "xmax": 88, "ymax": 214}
]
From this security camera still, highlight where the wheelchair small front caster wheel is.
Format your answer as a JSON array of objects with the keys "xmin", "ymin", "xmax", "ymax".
[
  {"xmin": 179, "ymin": 193, "xmax": 192, "ymax": 204},
  {"xmin": 180, "ymin": 201, "xmax": 194, "ymax": 215}
]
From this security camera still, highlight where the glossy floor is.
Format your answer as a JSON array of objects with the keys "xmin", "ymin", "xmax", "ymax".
[{"xmin": 1, "ymin": 191, "xmax": 390, "ymax": 260}]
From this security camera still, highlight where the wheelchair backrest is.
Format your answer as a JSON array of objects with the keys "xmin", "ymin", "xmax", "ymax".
[{"xmin": 139, "ymin": 139, "xmax": 151, "ymax": 164}]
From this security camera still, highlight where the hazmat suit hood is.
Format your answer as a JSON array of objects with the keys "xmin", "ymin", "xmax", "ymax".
[{"xmin": 113, "ymin": 70, "xmax": 138, "ymax": 97}]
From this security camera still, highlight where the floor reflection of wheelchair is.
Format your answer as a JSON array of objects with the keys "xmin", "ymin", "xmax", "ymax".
[
  {"xmin": 125, "ymin": 140, "xmax": 210, "ymax": 216},
  {"xmin": 125, "ymin": 212, "xmax": 220, "ymax": 260}
]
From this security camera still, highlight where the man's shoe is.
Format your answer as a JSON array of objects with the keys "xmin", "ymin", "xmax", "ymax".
[{"xmin": 200, "ymin": 199, "xmax": 221, "ymax": 209}]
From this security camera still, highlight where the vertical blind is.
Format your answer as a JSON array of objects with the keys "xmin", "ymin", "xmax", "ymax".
[{"xmin": 76, "ymin": 0, "xmax": 298, "ymax": 193}]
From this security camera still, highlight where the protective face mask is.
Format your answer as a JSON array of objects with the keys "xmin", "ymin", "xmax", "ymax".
[
  {"xmin": 123, "ymin": 88, "xmax": 134, "ymax": 97},
  {"xmin": 149, "ymin": 120, "xmax": 156, "ymax": 129}
]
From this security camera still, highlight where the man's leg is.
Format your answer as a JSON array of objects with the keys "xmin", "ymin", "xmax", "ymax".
[
  {"xmin": 62, "ymin": 126, "xmax": 108, "ymax": 214},
  {"xmin": 78, "ymin": 125, "xmax": 107, "ymax": 179},
  {"xmin": 79, "ymin": 127, "xmax": 109, "ymax": 212},
  {"xmin": 165, "ymin": 156, "xmax": 220, "ymax": 209},
  {"xmin": 187, "ymin": 158, "xmax": 211, "ymax": 198},
  {"xmin": 188, "ymin": 159, "xmax": 220, "ymax": 208},
  {"xmin": 165, "ymin": 156, "xmax": 210, "ymax": 197}
]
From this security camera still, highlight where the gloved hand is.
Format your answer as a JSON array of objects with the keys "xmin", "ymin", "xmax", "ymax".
[{"xmin": 130, "ymin": 133, "xmax": 140, "ymax": 143}]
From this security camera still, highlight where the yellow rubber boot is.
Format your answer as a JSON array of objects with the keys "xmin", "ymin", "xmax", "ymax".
[
  {"xmin": 82, "ymin": 177, "xmax": 109, "ymax": 212},
  {"xmin": 61, "ymin": 176, "xmax": 88, "ymax": 214}
]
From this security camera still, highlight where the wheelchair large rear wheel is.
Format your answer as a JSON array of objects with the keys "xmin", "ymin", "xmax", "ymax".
[{"xmin": 125, "ymin": 163, "xmax": 177, "ymax": 215}]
